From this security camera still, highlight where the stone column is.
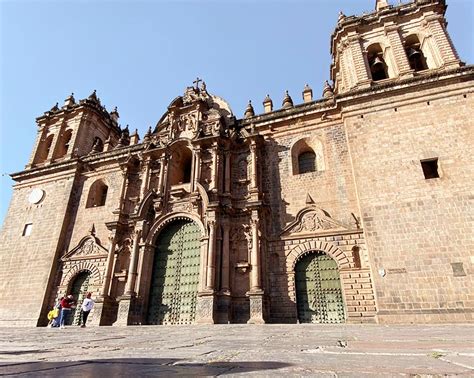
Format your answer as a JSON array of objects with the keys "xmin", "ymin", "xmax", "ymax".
[
  {"xmin": 115, "ymin": 229, "xmax": 142, "ymax": 326},
  {"xmin": 116, "ymin": 164, "xmax": 130, "ymax": 213},
  {"xmin": 125, "ymin": 229, "xmax": 141, "ymax": 296},
  {"xmin": 248, "ymin": 212, "xmax": 265, "ymax": 324},
  {"xmin": 139, "ymin": 157, "xmax": 151, "ymax": 200},
  {"xmin": 249, "ymin": 217, "xmax": 261, "ymax": 291},
  {"xmin": 224, "ymin": 151, "xmax": 231, "ymax": 195},
  {"xmin": 250, "ymin": 142, "xmax": 257, "ymax": 190},
  {"xmin": 221, "ymin": 222, "xmax": 231, "ymax": 293},
  {"xmin": 91, "ymin": 231, "xmax": 116, "ymax": 326},
  {"xmin": 384, "ymin": 23, "xmax": 413, "ymax": 78},
  {"xmin": 206, "ymin": 220, "xmax": 217, "ymax": 290},
  {"xmin": 101, "ymin": 232, "xmax": 117, "ymax": 297},
  {"xmin": 194, "ymin": 148, "xmax": 202, "ymax": 187},
  {"xmin": 196, "ymin": 219, "xmax": 216, "ymax": 324},
  {"xmin": 218, "ymin": 221, "xmax": 231, "ymax": 323},
  {"xmin": 210, "ymin": 144, "xmax": 218, "ymax": 191},
  {"xmin": 157, "ymin": 154, "xmax": 166, "ymax": 194}
]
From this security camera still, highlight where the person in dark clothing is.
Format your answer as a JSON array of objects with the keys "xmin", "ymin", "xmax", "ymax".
[{"xmin": 59, "ymin": 295, "xmax": 75, "ymax": 328}]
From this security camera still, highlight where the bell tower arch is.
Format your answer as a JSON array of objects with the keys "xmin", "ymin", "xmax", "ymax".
[{"xmin": 330, "ymin": 0, "xmax": 463, "ymax": 94}]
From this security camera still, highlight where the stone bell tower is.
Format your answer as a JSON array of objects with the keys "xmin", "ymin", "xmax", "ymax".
[
  {"xmin": 27, "ymin": 91, "xmax": 121, "ymax": 169},
  {"xmin": 330, "ymin": 0, "xmax": 463, "ymax": 94}
]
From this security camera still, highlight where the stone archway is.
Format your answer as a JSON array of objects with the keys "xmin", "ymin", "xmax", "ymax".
[
  {"xmin": 294, "ymin": 251, "xmax": 345, "ymax": 323},
  {"xmin": 67, "ymin": 270, "xmax": 92, "ymax": 325},
  {"xmin": 146, "ymin": 219, "xmax": 201, "ymax": 325},
  {"xmin": 286, "ymin": 240, "xmax": 351, "ymax": 324}
]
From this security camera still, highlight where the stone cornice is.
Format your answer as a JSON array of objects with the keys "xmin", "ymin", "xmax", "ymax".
[
  {"xmin": 238, "ymin": 65, "xmax": 473, "ymax": 128},
  {"xmin": 11, "ymin": 144, "xmax": 144, "ymax": 181},
  {"xmin": 36, "ymin": 98, "xmax": 120, "ymax": 134}
]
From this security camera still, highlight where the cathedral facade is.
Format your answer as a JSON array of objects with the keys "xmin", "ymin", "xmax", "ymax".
[{"xmin": 0, "ymin": 0, "xmax": 472, "ymax": 326}]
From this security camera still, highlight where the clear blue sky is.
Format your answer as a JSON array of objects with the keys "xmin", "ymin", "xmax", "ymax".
[{"xmin": 1, "ymin": 0, "xmax": 473, "ymax": 226}]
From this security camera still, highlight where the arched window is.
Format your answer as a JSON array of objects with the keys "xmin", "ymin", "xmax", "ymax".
[
  {"xmin": 86, "ymin": 180, "xmax": 108, "ymax": 208},
  {"xmin": 291, "ymin": 138, "xmax": 324, "ymax": 175},
  {"xmin": 367, "ymin": 44, "xmax": 389, "ymax": 81},
  {"xmin": 55, "ymin": 129, "xmax": 72, "ymax": 159},
  {"xmin": 91, "ymin": 137, "xmax": 104, "ymax": 153},
  {"xmin": 298, "ymin": 150, "xmax": 316, "ymax": 174},
  {"xmin": 405, "ymin": 35, "xmax": 428, "ymax": 72},
  {"xmin": 35, "ymin": 134, "xmax": 54, "ymax": 164},
  {"xmin": 169, "ymin": 146, "xmax": 192, "ymax": 186}
]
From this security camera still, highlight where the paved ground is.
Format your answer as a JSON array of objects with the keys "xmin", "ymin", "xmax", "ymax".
[{"xmin": 0, "ymin": 324, "xmax": 473, "ymax": 377}]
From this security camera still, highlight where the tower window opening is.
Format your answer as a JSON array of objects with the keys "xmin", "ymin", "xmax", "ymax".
[
  {"xmin": 367, "ymin": 44, "xmax": 389, "ymax": 82},
  {"xmin": 86, "ymin": 180, "xmax": 109, "ymax": 208},
  {"xmin": 56, "ymin": 129, "xmax": 72, "ymax": 159},
  {"xmin": 405, "ymin": 35, "xmax": 428, "ymax": 72},
  {"xmin": 35, "ymin": 134, "xmax": 54, "ymax": 164},
  {"xmin": 91, "ymin": 137, "xmax": 104, "ymax": 153},
  {"xmin": 421, "ymin": 158, "xmax": 439, "ymax": 179}
]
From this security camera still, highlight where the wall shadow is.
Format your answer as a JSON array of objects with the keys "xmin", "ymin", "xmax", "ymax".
[{"xmin": 0, "ymin": 358, "xmax": 292, "ymax": 376}]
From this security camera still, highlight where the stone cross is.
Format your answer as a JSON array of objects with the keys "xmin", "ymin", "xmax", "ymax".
[{"xmin": 193, "ymin": 77, "xmax": 202, "ymax": 89}]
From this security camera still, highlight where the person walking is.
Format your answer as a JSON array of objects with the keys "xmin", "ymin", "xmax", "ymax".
[
  {"xmin": 59, "ymin": 294, "xmax": 75, "ymax": 329},
  {"xmin": 81, "ymin": 292, "xmax": 95, "ymax": 328}
]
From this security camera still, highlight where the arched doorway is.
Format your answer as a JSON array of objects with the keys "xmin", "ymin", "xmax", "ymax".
[
  {"xmin": 295, "ymin": 251, "xmax": 345, "ymax": 324},
  {"xmin": 147, "ymin": 219, "xmax": 201, "ymax": 325},
  {"xmin": 68, "ymin": 271, "xmax": 91, "ymax": 325}
]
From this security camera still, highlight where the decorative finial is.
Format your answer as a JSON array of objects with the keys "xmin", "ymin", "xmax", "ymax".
[
  {"xmin": 89, "ymin": 224, "xmax": 96, "ymax": 236},
  {"xmin": 263, "ymin": 95, "xmax": 273, "ymax": 113},
  {"xmin": 50, "ymin": 102, "xmax": 59, "ymax": 112},
  {"xmin": 302, "ymin": 84, "xmax": 313, "ymax": 103},
  {"xmin": 244, "ymin": 100, "xmax": 255, "ymax": 118},
  {"xmin": 144, "ymin": 126, "xmax": 152, "ymax": 142},
  {"xmin": 63, "ymin": 93, "xmax": 76, "ymax": 108},
  {"xmin": 338, "ymin": 11, "xmax": 346, "ymax": 23},
  {"xmin": 375, "ymin": 0, "xmax": 390, "ymax": 12},
  {"xmin": 88, "ymin": 89, "xmax": 99, "ymax": 101},
  {"xmin": 282, "ymin": 90, "xmax": 294, "ymax": 109},
  {"xmin": 322, "ymin": 80, "xmax": 334, "ymax": 98}
]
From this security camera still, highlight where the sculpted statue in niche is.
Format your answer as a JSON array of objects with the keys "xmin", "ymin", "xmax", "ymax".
[{"xmin": 230, "ymin": 225, "xmax": 251, "ymax": 263}]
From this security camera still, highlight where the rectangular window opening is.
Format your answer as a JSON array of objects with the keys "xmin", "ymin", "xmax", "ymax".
[
  {"xmin": 421, "ymin": 158, "xmax": 439, "ymax": 179},
  {"xmin": 22, "ymin": 223, "xmax": 33, "ymax": 236}
]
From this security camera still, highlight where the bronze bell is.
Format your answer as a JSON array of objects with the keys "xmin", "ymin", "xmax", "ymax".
[
  {"xmin": 408, "ymin": 47, "xmax": 421, "ymax": 59},
  {"xmin": 371, "ymin": 56, "xmax": 385, "ymax": 68}
]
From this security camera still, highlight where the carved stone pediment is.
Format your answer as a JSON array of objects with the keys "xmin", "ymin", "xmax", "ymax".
[
  {"xmin": 152, "ymin": 83, "xmax": 233, "ymax": 144},
  {"xmin": 62, "ymin": 234, "xmax": 108, "ymax": 261},
  {"xmin": 281, "ymin": 206, "xmax": 348, "ymax": 236}
]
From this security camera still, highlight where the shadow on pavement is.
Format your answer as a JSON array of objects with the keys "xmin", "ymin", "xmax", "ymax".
[{"xmin": 0, "ymin": 358, "xmax": 292, "ymax": 376}]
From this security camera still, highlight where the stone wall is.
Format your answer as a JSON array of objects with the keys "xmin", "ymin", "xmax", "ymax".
[
  {"xmin": 0, "ymin": 168, "xmax": 77, "ymax": 326},
  {"xmin": 344, "ymin": 77, "xmax": 474, "ymax": 323}
]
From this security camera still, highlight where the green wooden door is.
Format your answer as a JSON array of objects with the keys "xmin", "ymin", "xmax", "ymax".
[
  {"xmin": 147, "ymin": 220, "xmax": 201, "ymax": 325},
  {"xmin": 295, "ymin": 252, "xmax": 345, "ymax": 324},
  {"xmin": 68, "ymin": 271, "xmax": 90, "ymax": 326}
]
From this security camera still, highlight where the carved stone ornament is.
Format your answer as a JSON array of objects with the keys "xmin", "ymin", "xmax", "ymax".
[
  {"xmin": 281, "ymin": 206, "xmax": 348, "ymax": 236},
  {"xmin": 152, "ymin": 82, "xmax": 233, "ymax": 146},
  {"xmin": 61, "ymin": 234, "xmax": 108, "ymax": 261}
]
